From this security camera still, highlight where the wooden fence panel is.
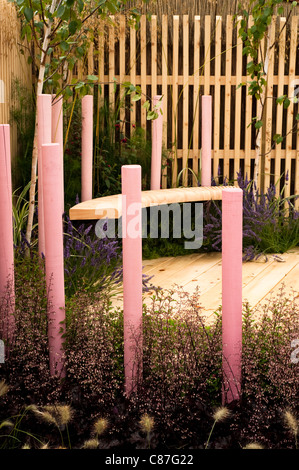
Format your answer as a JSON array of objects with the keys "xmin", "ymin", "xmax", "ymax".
[{"xmin": 70, "ymin": 14, "xmax": 298, "ymax": 206}]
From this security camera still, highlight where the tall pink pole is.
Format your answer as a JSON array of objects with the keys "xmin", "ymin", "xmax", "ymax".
[
  {"xmin": 37, "ymin": 94, "xmax": 52, "ymax": 257},
  {"xmin": 52, "ymin": 95, "xmax": 64, "ymax": 214},
  {"xmin": 0, "ymin": 125, "xmax": 15, "ymax": 346},
  {"xmin": 222, "ymin": 187, "xmax": 243, "ymax": 404},
  {"xmin": 81, "ymin": 95, "xmax": 93, "ymax": 202},
  {"xmin": 151, "ymin": 95, "xmax": 163, "ymax": 190},
  {"xmin": 201, "ymin": 95, "xmax": 212, "ymax": 186},
  {"xmin": 122, "ymin": 165, "xmax": 143, "ymax": 395},
  {"xmin": 42, "ymin": 143, "xmax": 65, "ymax": 377}
]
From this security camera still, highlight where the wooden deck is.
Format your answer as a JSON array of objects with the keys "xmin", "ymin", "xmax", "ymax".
[{"xmin": 112, "ymin": 247, "xmax": 299, "ymax": 321}]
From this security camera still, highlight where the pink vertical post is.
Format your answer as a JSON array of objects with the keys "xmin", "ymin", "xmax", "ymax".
[
  {"xmin": 201, "ymin": 95, "xmax": 212, "ymax": 186},
  {"xmin": 222, "ymin": 187, "xmax": 243, "ymax": 403},
  {"xmin": 42, "ymin": 143, "xmax": 65, "ymax": 377},
  {"xmin": 151, "ymin": 95, "xmax": 163, "ymax": 190},
  {"xmin": 81, "ymin": 95, "xmax": 93, "ymax": 202},
  {"xmin": 0, "ymin": 125, "xmax": 15, "ymax": 346},
  {"xmin": 37, "ymin": 94, "xmax": 52, "ymax": 257},
  {"xmin": 122, "ymin": 165, "xmax": 143, "ymax": 395},
  {"xmin": 52, "ymin": 95, "xmax": 64, "ymax": 214}
]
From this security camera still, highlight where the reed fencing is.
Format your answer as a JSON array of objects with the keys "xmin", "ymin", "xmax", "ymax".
[
  {"xmin": 69, "ymin": 13, "xmax": 299, "ymax": 206},
  {"xmin": 0, "ymin": 0, "xmax": 32, "ymax": 172}
]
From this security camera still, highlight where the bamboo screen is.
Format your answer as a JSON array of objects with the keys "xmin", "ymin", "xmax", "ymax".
[{"xmin": 0, "ymin": 0, "xmax": 32, "ymax": 169}]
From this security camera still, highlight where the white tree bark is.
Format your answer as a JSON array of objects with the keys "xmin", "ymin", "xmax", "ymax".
[{"xmin": 25, "ymin": 0, "xmax": 58, "ymax": 253}]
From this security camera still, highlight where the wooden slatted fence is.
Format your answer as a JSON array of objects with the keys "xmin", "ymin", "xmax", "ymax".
[{"xmin": 74, "ymin": 13, "xmax": 296, "ymax": 203}]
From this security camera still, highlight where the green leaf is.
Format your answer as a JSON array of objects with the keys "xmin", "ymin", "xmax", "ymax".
[
  {"xmin": 131, "ymin": 94, "xmax": 141, "ymax": 102},
  {"xmin": 273, "ymin": 134, "xmax": 283, "ymax": 144},
  {"xmin": 56, "ymin": 5, "xmax": 65, "ymax": 18},
  {"xmin": 255, "ymin": 120, "xmax": 263, "ymax": 130},
  {"xmin": 277, "ymin": 95, "xmax": 286, "ymax": 105},
  {"xmin": 24, "ymin": 7, "xmax": 33, "ymax": 22},
  {"xmin": 68, "ymin": 20, "xmax": 78, "ymax": 35},
  {"xmin": 60, "ymin": 41, "xmax": 69, "ymax": 52},
  {"xmin": 87, "ymin": 75, "xmax": 98, "ymax": 82},
  {"xmin": 283, "ymin": 98, "xmax": 290, "ymax": 109},
  {"xmin": 296, "ymin": 113, "xmax": 299, "ymax": 121}
]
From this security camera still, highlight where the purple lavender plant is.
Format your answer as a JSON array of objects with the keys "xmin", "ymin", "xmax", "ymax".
[
  {"xmin": 63, "ymin": 215, "xmax": 155, "ymax": 298},
  {"xmin": 202, "ymin": 172, "xmax": 299, "ymax": 260},
  {"xmin": 63, "ymin": 215, "xmax": 123, "ymax": 298}
]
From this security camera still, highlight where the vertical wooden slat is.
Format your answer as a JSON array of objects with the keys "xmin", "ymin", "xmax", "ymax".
[
  {"xmin": 256, "ymin": 34, "xmax": 265, "ymax": 191},
  {"xmin": 234, "ymin": 16, "xmax": 243, "ymax": 183},
  {"xmin": 224, "ymin": 15, "xmax": 233, "ymax": 182},
  {"xmin": 119, "ymin": 16, "xmax": 126, "ymax": 127},
  {"xmin": 193, "ymin": 15, "xmax": 200, "ymax": 185},
  {"xmin": 108, "ymin": 18, "xmax": 115, "ymax": 107},
  {"xmin": 182, "ymin": 14, "xmax": 189, "ymax": 186},
  {"xmin": 275, "ymin": 17, "xmax": 286, "ymax": 186},
  {"xmin": 244, "ymin": 16, "xmax": 253, "ymax": 182},
  {"xmin": 151, "ymin": 15, "xmax": 157, "ymax": 99},
  {"xmin": 140, "ymin": 15, "xmax": 147, "ymax": 131},
  {"xmin": 98, "ymin": 27, "xmax": 105, "ymax": 103},
  {"xmin": 213, "ymin": 16, "xmax": 222, "ymax": 182},
  {"xmin": 204, "ymin": 16, "xmax": 211, "ymax": 96},
  {"xmin": 161, "ymin": 14, "xmax": 168, "ymax": 188},
  {"xmin": 285, "ymin": 15, "xmax": 297, "ymax": 201},
  {"xmin": 130, "ymin": 18, "xmax": 137, "ymax": 125},
  {"xmin": 263, "ymin": 16, "xmax": 276, "ymax": 192},
  {"xmin": 172, "ymin": 16, "xmax": 179, "ymax": 187},
  {"xmin": 88, "ymin": 30, "xmax": 94, "ymax": 79}
]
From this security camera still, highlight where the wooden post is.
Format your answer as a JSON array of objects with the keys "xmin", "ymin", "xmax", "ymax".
[
  {"xmin": 0, "ymin": 125, "xmax": 15, "ymax": 346},
  {"xmin": 121, "ymin": 165, "xmax": 143, "ymax": 395},
  {"xmin": 42, "ymin": 143, "xmax": 66, "ymax": 377},
  {"xmin": 151, "ymin": 95, "xmax": 163, "ymax": 190},
  {"xmin": 81, "ymin": 95, "xmax": 93, "ymax": 202},
  {"xmin": 222, "ymin": 187, "xmax": 243, "ymax": 404},
  {"xmin": 37, "ymin": 94, "xmax": 52, "ymax": 257},
  {"xmin": 52, "ymin": 95, "xmax": 64, "ymax": 213},
  {"xmin": 201, "ymin": 95, "xmax": 212, "ymax": 186}
]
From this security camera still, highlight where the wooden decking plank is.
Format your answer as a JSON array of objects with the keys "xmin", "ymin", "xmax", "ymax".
[
  {"xmin": 145, "ymin": 253, "xmax": 214, "ymax": 287},
  {"xmin": 193, "ymin": 257, "xmax": 278, "ymax": 315},
  {"xmin": 256, "ymin": 258, "xmax": 299, "ymax": 306},
  {"xmin": 242, "ymin": 252, "xmax": 299, "ymax": 308}
]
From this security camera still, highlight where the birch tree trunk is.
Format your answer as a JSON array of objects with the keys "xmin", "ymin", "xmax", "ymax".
[{"xmin": 25, "ymin": 0, "xmax": 57, "ymax": 254}]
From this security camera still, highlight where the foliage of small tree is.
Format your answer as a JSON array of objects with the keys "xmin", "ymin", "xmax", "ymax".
[
  {"xmin": 235, "ymin": 0, "xmax": 299, "ymax": 188},
  {"xmin": 11, "ymin": 0, "xmax": 149, "ymax": 252}
]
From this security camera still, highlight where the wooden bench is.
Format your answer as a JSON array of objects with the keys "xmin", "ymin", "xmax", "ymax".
[{"xmin": 69, "ymin": 186, "xmax": 226, "ymax": 220}]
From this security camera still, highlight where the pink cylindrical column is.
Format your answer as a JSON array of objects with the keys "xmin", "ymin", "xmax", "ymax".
[
  {"xmin": 52, "ymin": 95, "xmax": 64, "ymax": 214},
  {"xmin": 222, "ymin": 187, "xmax": 243, "ymax": 404},
  {"xmin": 37, "ymin": 94, "xmax": 52, "ymax": 257},
  {"xmin": 81, "ymin": 95, "xmax": 93, "ymax": 202},
  {"xmin": 42, "ymin": 143, "xmax": 65, "ymax": 378},
  {"xmin": 122, "ymin": 165, "xmax": 143, "ymax": 395},
  {"xmin": 0, "ymin": 125, "xmax": 15, "ymax": 346},
  {"xmin": 151, "ymin": 95, "xmax": 163, "ymax": 190},
  {"xmin": 201, "ymin": 95, "xmax": 212, "ymax": 186}
]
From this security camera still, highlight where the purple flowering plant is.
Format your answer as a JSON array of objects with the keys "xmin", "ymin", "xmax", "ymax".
[
  {"xmin": 63, "ymin": 214, "xmax": 123, "ymax": 298},
  {"xmin": 203, "ymin": 172, "xmax": 299, "ymax": 261},
  {"xmin": 63, "ymin": 210, "xmax": 154, "ymax": 299}
]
